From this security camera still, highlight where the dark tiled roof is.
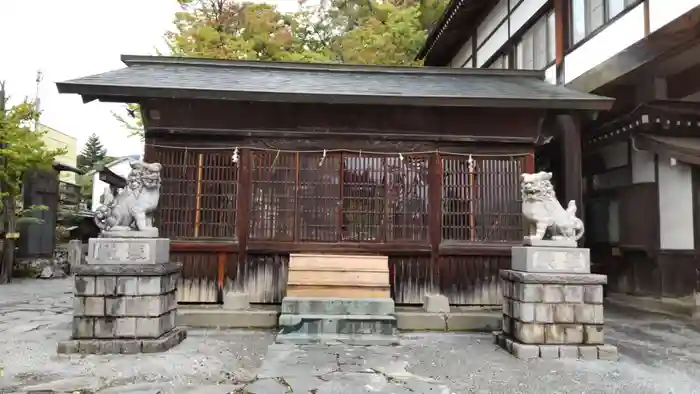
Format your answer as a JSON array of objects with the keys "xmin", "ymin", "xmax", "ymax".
[
  {"xmin": 56, "ymin": 55, "xmax": 613, "ymax": 110},
  {"xmin": 417, "ymin": 0, "xmax": 494, "ymax": 65}
]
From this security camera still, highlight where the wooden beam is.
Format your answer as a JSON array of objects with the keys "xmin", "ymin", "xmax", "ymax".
[
  {"xmin": 247, "ymin": 240, "xmax": 432, "ymax": 255},
  {"xmin": 553, "ymin": 0, "xmax": 568, "ymax": 84},
  {"xmin": 428, "ymin": 152, "xmax": 442, "ymax": 293},
  {"xmin": 217, "ymin": 252, "xmax": 226, "ymax": 301},
  {"xmin": 147, "ymin": 126, "xmax": 538, "ymax": 144},
  {"xmin": 559, "ymin": 114, "xmax": 583, "ymax": 230},
  {"xmin": 567, "ymin": 5, "xmax": 700, "ymax": 92},
  {"xmin": 667, "ymin": 62, "xmax": 700, "ymax": 99},
  {"xmin": 194, "ymin": 153, "xmax": 204, "ymax": 237},
  {"xmin": 171, "ymin": 241, "xmax": 238, "ymax": 252},
  {"xmin": 553, "ymin": 0, "xmax": 567, "ymax": 65},
  {"xmin": 236, "ymin": 149, "xmax": 252, "ymax": 273}
]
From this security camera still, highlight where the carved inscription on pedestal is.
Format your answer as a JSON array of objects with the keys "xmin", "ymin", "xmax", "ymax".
[
  {"xmin": 93, "ymin": 241, "xmax": 151, "ymax": 264},
  {"xmin": 531, "ymin": 250, "xmax": 586, "ymax": 271}
]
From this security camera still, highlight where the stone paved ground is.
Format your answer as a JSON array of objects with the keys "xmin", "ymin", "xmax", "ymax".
[{"xmin": 2, "ymin": 278, "xmax": 700, "ymax": 393}]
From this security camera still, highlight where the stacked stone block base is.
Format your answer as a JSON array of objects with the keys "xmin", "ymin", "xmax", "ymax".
[
  {"xmin": 492, "ymin": 331, "xmax": 618, "ymax": 360},
  {"xmin": 58, "ymin": 262, "xmax": 187, "ymax": 355},
  {"xmin": 496, "ymin": 269, "xmax": 618, "ymax": 361},
  {"xmin": 276, "ymin": 297, "xmax": 399, "ymax": 345}
]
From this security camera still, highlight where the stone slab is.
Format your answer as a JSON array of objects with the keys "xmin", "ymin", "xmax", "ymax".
[
  {"xmin": 101, "ymin": 228, "xmax": 159, "ymax": 238},
  {"xmin": 278, "ymin": 313, "xmax": 397, "ymax": 336},
  {"xmin": 88, "ymin": 237, "xmax": 170, "ymax": 265},
  {"xmin": 177, "ymin": 308, "xmax": 278, "ymax": 328},
  {"xmin": 523, "ymin": 238, "xmax": 577, "ymax": 248},
  {"xmin": 511, "ymin": 246, "xmax": 590, "ymax": 274},
  {"xmin": 275, "ymin": 332, "xmax": 400, "ymax": 346},
  {"xmin": 492, "ymin": 331, "xmax": 618, "ymax": 361},
  {"xmin": 446, "ymin": 312, "xmax": 501, "ymax": 332},
  {"xmin": 56, "ymin": 326, "xmax": 187, "ymax": 354},
  {"xmin": 395, "ymin": 312, "xmax": 446, "ymax": 331},
  {"xmin": 281, "ymin": 296, "xmax": 395, "ymax": 315},
  {"xmin": 501, "ymin": 269, "xmax": 607, "ymax": 285},
  {"xmin": 73, "ymin": 261, "xmax": 182, "ymax": 276}
]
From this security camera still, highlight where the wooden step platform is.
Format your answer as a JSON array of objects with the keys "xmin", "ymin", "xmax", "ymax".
[{"xmin": 286, "ymin": 254, "xmax": 390, "ymax": 299}]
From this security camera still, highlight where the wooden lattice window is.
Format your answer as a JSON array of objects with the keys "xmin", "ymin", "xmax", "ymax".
[
  {"xmin": 441, "ymin": 156, "xmax": 523, "ymax": 242},
  {"xmin": 297, "ymin": 153, "xmax": 341, "ymax": 242},
  {"xmin": 250, "ymin": 151, "xmax": 296, "ymax": 241},
  {"xmin": 248, "ymin": 152, "xmax": 429, "ymax": 243},
  {"xmin": 341, "ymin": 155, "xmax": 386, "ymax": 241},
  {"xmin": 153, "ymin": 149, "xmax": 238, "ymax": 239},
  {"xmin": 387, "ymin": 156, "xmax": 429, "ymax": 241},
  {"xmin": 155, "ymin": 148, "xmax": 198, "ymax": 238},
  {"xmin": 198, "ymin": 151, "xmax": 238, "ymax": 238}
]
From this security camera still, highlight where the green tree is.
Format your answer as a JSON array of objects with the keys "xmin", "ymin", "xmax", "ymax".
[
  {"xmin": 78, "ymin": 133, "xmax": 107, "ymax": 170},
  {"xmin": 0, "ymin": 81, "xmax": 66, "ymax": 284},
  {"xmin": 112, "ymin": 103, "xmax": 144, "ymax": 140},
  {"xmin": 333, "ymin": 2, "xmax": 426, "ymax": 65},
  {"xmin": 114, "ymin": 0, "xmax": 447, "ymax": 138}
]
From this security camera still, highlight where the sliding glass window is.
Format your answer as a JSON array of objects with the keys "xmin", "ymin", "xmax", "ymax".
[
  {"xmin": 571, "ymin": 0, "xmax": 639, "ymax": 45},
  {"xmin": 515, "ymin": 10, "xmax": 555, "ymax": 70}
]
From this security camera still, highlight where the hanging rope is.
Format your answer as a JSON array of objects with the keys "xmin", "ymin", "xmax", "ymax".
[{"xmin": 145, "ymin": 143, "xmax": 533, "ymax": 159}]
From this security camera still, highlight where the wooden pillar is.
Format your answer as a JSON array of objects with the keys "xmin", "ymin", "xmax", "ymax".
[
  {"xmin": 559, "ymin": 114, "xmax": 583, "ymax": 220},
  {"xmin": 233, "ymin": 149, "xmax": 252, "ymax": 297},
  {"xmin": 428, "ymin": 152, "xmax": 442, "ymax": 294},
  {"xmin": 553, "ymin": 0, "xmax": 569, "ymax": 84}
]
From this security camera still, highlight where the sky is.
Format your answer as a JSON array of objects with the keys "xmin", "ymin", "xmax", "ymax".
[{"xmin": 0, "ymin": 0, "xmax": 302, "ymax": 157}]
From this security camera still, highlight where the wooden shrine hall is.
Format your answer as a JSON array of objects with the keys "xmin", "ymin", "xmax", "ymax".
[{"xmin": 56, "ymin": 55, "xmax": 613, "ymax": 307}]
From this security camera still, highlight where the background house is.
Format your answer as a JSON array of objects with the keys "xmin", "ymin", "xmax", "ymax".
[
  {"xmin": 38, "ymin": 124, "xmax": 78, "ymax": 184},
  {"xmin": 419, "ymin": 0, "xmax": 700, "ymax": 308}
]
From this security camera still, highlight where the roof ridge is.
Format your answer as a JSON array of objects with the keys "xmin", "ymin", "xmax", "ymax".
[{"xmin": 121, "ymin": 54, "xmax": 545, "ymax": 79}]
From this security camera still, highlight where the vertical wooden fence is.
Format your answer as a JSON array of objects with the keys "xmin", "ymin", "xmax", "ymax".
[{"xmin": 150, "ymin": 147, "xmax": 528, "ymax": 305}]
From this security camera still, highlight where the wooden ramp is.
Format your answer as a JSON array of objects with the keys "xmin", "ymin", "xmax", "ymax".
[{"xmin": 286, "ymin": 254, "xmax": 390, "ymax": 298}]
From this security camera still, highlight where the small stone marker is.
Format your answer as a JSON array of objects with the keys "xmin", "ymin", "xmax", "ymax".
[
  {"xmin": 223, "ymin": 292, "xmax": 250, "ymax": 310},
  {"xmin": 423, "ymin": 294, "xmax": 450, "ymax": 313}
]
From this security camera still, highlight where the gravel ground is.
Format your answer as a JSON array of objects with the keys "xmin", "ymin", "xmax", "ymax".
[
  {"xmin": 0, "ymin": 278, "xmax": 273, "ymax": 393},
  {"xmin": 2, "ymin": 277, "xmax": 700, "ymax": 393}
]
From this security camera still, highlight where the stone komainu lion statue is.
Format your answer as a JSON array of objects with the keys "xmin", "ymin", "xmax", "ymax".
[
  {"xmin": 521, "ymin": 171, "xmax": 584, "ymax": 242},
  {"xmin": 94, "ymin": 161, "xmax": 162, "ymax": 233}
]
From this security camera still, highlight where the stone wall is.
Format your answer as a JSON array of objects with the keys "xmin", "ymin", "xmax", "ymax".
[
  {"xmin": 73, "ymin": 273, "xmax": 179, "ymax": 340},
  {"xmin": 502, "ymin": 279, "xmax": 604, "ymax": 345},
  {"xmin": 496, "ymin": 270, "xmax": 617, "ymax": 360}
]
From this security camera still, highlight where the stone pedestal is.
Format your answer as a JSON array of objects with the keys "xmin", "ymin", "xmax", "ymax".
[
  {"xmin": 276, "ymin": 297, "xmax": 399, "ymax": 345},
  {"xmin": 494, "ymin": 247, "xmax": 619, "ymax": 361},
  {"xmin": 57, "ymin": 237, "xmax": 187, "ymax": 355}
]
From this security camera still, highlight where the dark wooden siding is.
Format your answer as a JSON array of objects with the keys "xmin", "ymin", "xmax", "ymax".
[{"xmin": 144, "ymin": 100, "xmax": 543, "ymax": 142}]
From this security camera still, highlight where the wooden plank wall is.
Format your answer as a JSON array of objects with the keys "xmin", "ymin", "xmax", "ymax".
[{"xmin": 148, "ymin": 144, "xmax": 530, "ymax": 305}]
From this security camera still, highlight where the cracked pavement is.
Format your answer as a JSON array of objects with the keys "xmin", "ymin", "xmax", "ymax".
[{"xmin": 2, "ymin": 278, "xmax": 700, "ymax": 393}]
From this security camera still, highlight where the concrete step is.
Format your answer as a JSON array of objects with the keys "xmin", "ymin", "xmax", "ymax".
[
  {"xmin": 278, "ymin": 313, "xmax": 397, "ymax": 337},
  {"xmin": 281, "ymin": 297, "xmax": 395, "ymax": 316},
  {"xmin": 276, "ymin": 332, "xmax": 400, "ymax": 346}
]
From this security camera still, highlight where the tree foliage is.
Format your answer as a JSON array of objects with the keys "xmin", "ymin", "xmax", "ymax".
[
  {"xmin": 114, "ymin": 0, "xmax": 448, "ymax": 138},
  {"xmin": 77, "ymin": 133, "xmax": 107, "ymax": 170},
  {"xmin": 0, "ymin": 82, "xmax": 66, "ymax": 283}
]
